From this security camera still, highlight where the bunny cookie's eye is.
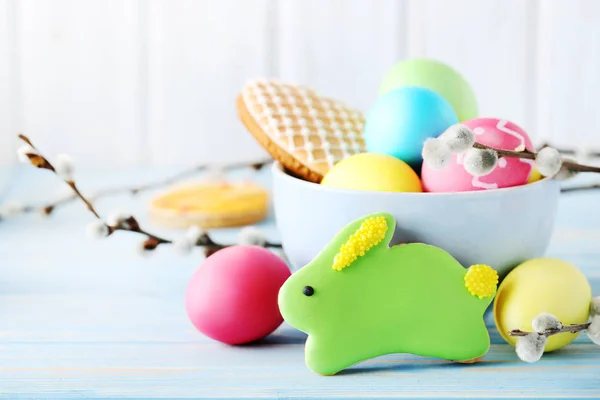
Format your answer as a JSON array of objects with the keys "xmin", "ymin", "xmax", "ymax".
[{"xmin": 302, "ymin": 286, "xmax": 315, "ymax": 297}]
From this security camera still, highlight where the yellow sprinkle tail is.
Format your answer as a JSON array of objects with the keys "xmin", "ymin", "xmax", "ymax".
[
  {"xmin": 332, "ymin": 216, "xmax": 388, "ymax": 271},
  {"xmin": 464, "ymin": 264, "xmax": 498, "ymax": 299}
]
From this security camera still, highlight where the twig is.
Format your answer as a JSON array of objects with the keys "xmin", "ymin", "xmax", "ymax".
[
  {"xmin": 66, "ymin": 181, "xmax": 100, "ymax": 219},
  {"xmin": 475, "ymin": 141, "xmax": 600, "ymax": 193},
  {"xmin": 561, "ymin": 184, "xmax": 600, "ymax": 193},
  {"xmin": 473, "ymin": 142, "xmax": 600, "ymax": 174},
  {"xmin": 508, "ymin": 312, "xmax": 599, "ymax": 362},
  {"xmin": 19, "ymin": 135, "xmax": 97, "ymax": 210},
  {"xmin": 538, "ymin": 142, "xmax": 600, "ymax": 158},
  {"xmin": 5, "ymin": 147, "xmax": 272, "ymax": 218},
  {"xmin": 509, "ymin": 322, "xmax": 592, "ymax": 338},
  {"xmin": 16, "ymin": 134, "xmax": 281, "ymax": 255},
  {"xmin": 127, "ymin": 159, "xmax": 271, "ymax": 195}
]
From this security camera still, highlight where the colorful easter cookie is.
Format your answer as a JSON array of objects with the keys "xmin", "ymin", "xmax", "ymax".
[
  {"xmin": 237, "ymin": 79, "xmax": 366, "ymax": 183},
  {"xmin": 149, "ymin": 181, "xmax": 268, "ymax": 229},
  {"xmin": 278, "ymin": 212, "xmax": 498, "ymax": 375},
  {"xmin": 421, "ymin": 118, "xmax": 534, "ymax": 192}
]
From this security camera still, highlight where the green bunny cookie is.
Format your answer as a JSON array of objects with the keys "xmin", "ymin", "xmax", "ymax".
[{"xmin": 278, "ymin": 212, "xmax": 498, "ymax": 375}]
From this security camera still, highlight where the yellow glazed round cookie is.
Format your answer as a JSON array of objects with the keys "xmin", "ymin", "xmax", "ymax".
[
  {"xmin": 237, "ymin": 79, "xmax": 366, "ymax": 183},
  {"xmin": 321, "ymin": 153, "xmax": 422, "ymax": 192},
  {"xmin": 149, "ymin": 181, "xmax": 268, "ymax": 229}
]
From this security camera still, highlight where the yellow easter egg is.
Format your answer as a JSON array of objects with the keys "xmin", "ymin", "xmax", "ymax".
[
  {"xmin": 527, "ymin": 166, "xmax": 543, "ymax": 183},
  {"xmin": 494, "ymin": 258, "xmax": 591, "ymax": 352},
  {"xmin": 321, "ymin": 153, "xmax": 422, "ymax": 192}
]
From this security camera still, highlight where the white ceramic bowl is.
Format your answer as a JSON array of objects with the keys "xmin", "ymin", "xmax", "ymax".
[{"xmin": 271, "ymin": 162, "xmax": 560, "ymax": 277}]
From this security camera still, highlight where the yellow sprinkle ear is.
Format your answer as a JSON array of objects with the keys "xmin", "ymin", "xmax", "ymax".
[
  {"xmin": 464, "ymin": 264, "xmax": 498, "ymax": 299},
  {"xmin": 332, "ymin": 216, "xmax": 388, "ymax": 271}
]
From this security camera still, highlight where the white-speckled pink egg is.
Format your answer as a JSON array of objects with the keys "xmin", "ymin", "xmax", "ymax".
[{"xmin": 421, "ymin": 118, "xmax": 534, "ymax": 192}]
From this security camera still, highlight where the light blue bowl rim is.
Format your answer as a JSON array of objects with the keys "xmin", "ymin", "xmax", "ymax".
[{"xmin": 271, "ymin": 161, "xmax": 558, "ymax": 199}]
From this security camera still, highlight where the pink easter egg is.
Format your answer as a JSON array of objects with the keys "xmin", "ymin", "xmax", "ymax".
[
  {"xmin": 185, "ymin": 245, "xmax": 291, "ymax": 345},
  {"xmin": 421, "ymin": 118, "xmax": 534, "ymax": 192}
]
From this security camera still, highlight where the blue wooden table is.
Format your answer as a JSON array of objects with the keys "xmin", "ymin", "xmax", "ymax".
[{"xmin": 1, "ymin": 165, "xmax": 599, "ymax": 399}]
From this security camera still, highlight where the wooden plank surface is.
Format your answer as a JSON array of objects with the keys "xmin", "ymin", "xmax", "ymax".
[
  {"xmin": 147, "ymin": 0, "xmax": 271, "ymax": 166},
  {"xmin": 410, "ymin": 0, "xmax": 537, "ymax": 138},
  {"xmin": 0, "ymin": 0, "xmax": 15, "ymax": 164},
  {"xmin": 1, "ymin": 167, "xmax": 600, "ymax": 398},
  {"xmin": 277, "ymin": 0, "xmax": 406, "ymax": 114},
  {"xmin": 534, "ymin": 0, "xmax": 600, "ymax": 152},
  {"xmin": 14, "ymin": 0, "xmax": 142, "ymax": 166},
  {"xmin": 2, "ymin": 0, "xmax": 600, "ymax": 167}
]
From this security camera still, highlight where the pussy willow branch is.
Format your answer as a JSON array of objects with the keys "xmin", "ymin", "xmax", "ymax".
[
  {"xmin": 474, "ymin": 142, "xmax": 600, "ymax": 193},
  {"xmin": 508, "ymin": 322, "xmax": 592, "ymax": 338},
  {"xmin": 538, "ymin": 142, "xmax": 600, "ymax": 158},
  {"xmin": 561, "ymin": 184, "xmax": 600, "ymax": 193},
  {"xmin": 17, "ymin": 134, "xmax": 281, "ymax": 253},
  {"xmin": 473, "ymin": 142, "xmax": 600, "ymax": 174},
  {"xmin": 6, "ymin": 143, "xmax": 272, "ymax": 218}
]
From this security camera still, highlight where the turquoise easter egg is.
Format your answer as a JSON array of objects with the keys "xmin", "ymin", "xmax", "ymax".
[{"xmin": 364, "ymin": 87, "xmax": 458, "ymax": 166}]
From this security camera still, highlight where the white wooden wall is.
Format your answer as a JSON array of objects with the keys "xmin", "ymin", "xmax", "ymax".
[{"xmin": 1, "ymin": 0, "xmax": 599, "ymax": 166}]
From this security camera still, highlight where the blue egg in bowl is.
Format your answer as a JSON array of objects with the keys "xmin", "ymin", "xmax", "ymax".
[
  {"xmin": 364, "ymin": 86, "xmax": 458, "ymax": 167},
  {"xmin": 271, "ymin": 162, "xmax": 560, "ymax": 278}
]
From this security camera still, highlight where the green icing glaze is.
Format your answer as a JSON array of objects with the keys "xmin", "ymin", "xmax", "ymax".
[{"xmin": 278, "ymin": 212, "xmax": 495, "ymax": 375}]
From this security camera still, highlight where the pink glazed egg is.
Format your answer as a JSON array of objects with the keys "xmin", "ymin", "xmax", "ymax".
[
  {"xmin": 185, "ymin": 245, "xmax": 291, "ymax": 345},
  {"xmin": 421, "ymin": 118, "xmax": 535, "ymax": 192}
]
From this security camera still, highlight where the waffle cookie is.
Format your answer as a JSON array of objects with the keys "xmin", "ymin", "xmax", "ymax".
[
  {"xmin": 237, "ymin": 79, "xmax": 366, "ymax": 183},
  {"xmin": 149, "ymin": 181, "xmax": 268, "ymax": 229}
]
